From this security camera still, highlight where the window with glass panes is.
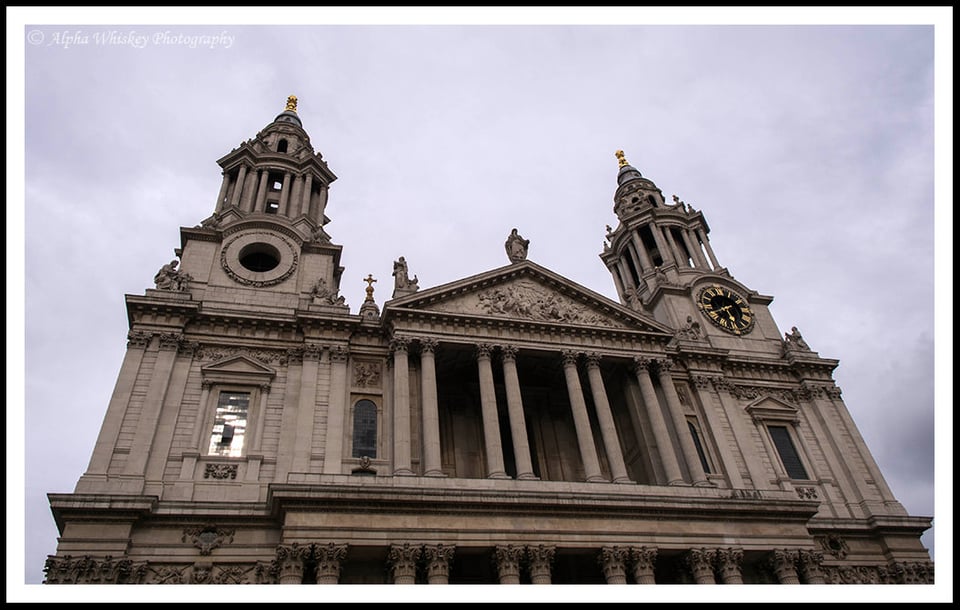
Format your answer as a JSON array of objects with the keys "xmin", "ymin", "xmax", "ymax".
[{"xmin": 208, "ymin": 391, "xmax": 250, "ymax": 457}]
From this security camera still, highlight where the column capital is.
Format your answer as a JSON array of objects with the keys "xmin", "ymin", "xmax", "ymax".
[
  {"xmin": 632, "ymin": 355, "xmax": 656, "ymax": 372},
  {"xmin": 630, "ymin": 547, "xmax": 658, "ymax": 584},
  {"xmin": 560, "ymin": 349, "xmax": 580, "ymax": 366},
  {"xmin": 500, "ymin": 344, "xmax": 518, "ymax": 361},
  {"xmin": 418, "ymin": 337, "xmax": 438, "ymax": 354},
  {"xmin": 598, "ymin": 546, "xmax": 629, "ymax": 584},
  {"xmin": 157, "ymin": 332, "xmax": 184, "ymax": 351},
  {"xmin": 387, "ymin": 543, "xmax": 422, "ymax": 584},
  {"xmin": 423, "ymin": 543, "xmax": 456, "ymax": 584},
  {"xmin": 767, "ymin": 548, "xmax": 801, "ymax": 584},
  {"xmin": 475, "ymin": 342, "xmax": 494, "ymax": 359},
  {"xmin": 685, "ymin": 548, "xmax": 717, "ymax": 584},
  {"xmin": 654, "ymin": 357, "xmax": 674, "ymax": 374},
  {"xmin": 126, "ymin": 330, "xmax": 152, "ymax": 349},
  {"xmin": 302, "ymin": 343, "xmax": 323, "ymax": 361},
  {"xmin": 526, "ymin": 545, "xmax": 556, "ymax": 584},
  {"xmin": 494, "ymin": 545, "xmax": 524, "ymax": 584},
  {"xmin": 584, "ymin": 351, "xmax": 603, "ymax": 368},
  {"xmin": 313, "ymin": 543, "xmax": 348, "ymax": 584},
  {"xmin": 715, "ymin": 547, "xmax": 744, "ymax": 584},
  {"xmin": 390, "ymin": 336, "xmax": 410, "ymax": 354},
  {"xmin": 797, "ymin": 549, "xmax": 826, "ymax": 584},
  {"xmin": 329, "ymin": 344, "xmax": 350, "ymax": 363}
]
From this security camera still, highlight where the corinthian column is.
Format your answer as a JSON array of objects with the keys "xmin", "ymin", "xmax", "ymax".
[
  {"xmin": 585, "ymin": 353, "xmax": 632, "ymax": 484},
  {"xmin": 423, "ymin": 544, "xmax": 455, "ymax": 584},
  {"xmin": 388, "ymin": 543, "xmax": 422, "ymax": 584},
  {"xmin": 275, "ymin": 543, "xmax": 311, "ymax": 584},
  {"xmin": 685, "ymin": 548, "xmax": 717, "ymax": 584},
  {"xmin": 419, "ymin": 338, "xmax": 444, "ymax": 476},
  {"xmin": 313, "ymin": 543, "xmax": 348, "ymax": 584},
  {"xmin": 561, "ymin": 350, "xmax": 605, "ymax": 482},
  {"xmin": 797, "ymin": 549, "xmax": 826, "ymax": 584},
  {"xmin": 476, "ymin": 344, "xmax": 508, "ymax": 479},
  {"xmin": 633, "ymin": 357, "xmax": 685, "ymax": 485},
  {"xmin": 494, "ymin": 545, "xmax": 524, "ymax": 584},
  {"xmin": 715, "ymin": 547, "xmax": 744, "ymax": 584},
  {"xmin": 655, "ymin": 359, "xmax": 710, "ymax": 486},
  {"xmin": 599, "ymin": 546, "xmax": 629, "ymax": 584},
  {"xmin": 526, "ymin": 545, "xmax": 555, "ymax": 584},
  {"xmin": 391, "ymin": 337, "xmax": 414, "ymax": 475},
  {"xmin": 500, "ymin": 345, "xmax": 536, "ymax": 480},
  {"xmin": 768, "ymin": 549, "xmax": 801, "ymax": 584},
  {"xmin": 630, "ymin": 547, "xmax": 658, "ymax": 584}
]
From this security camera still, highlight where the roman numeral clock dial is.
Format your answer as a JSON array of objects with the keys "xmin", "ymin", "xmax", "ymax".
[{"xmin": 696, "ymin": 285, "xmax": 755, "ymax": 335}]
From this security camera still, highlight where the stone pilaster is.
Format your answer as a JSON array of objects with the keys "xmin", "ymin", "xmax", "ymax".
[
  {"xmin": 494, "ymin": 544, "xmax": 524, "ymax": 584},
  {"xmin": 388, "ymin": 543, "xmax": 421, "ymax": 584},
  {"xmin": 322, "ymin": 346, "xmax": 350, "ymax": 474},
  {"xmin": 526, "ymin": 545, "xmax": 556, "ymax": 584},
  {"xmin": 423, "ymin": 544, "xmax": 455, "ymax": 584},
  {"xmin": 655, "ymin": 358, "xmax": 710, "ymax": 486},
  {"xmin": 630, "ymin": 547, "xmax": 658, "ymax": 584},
  {"xmin": 599, "ymin": 546, "xmax": 629, "ymax": 584}
]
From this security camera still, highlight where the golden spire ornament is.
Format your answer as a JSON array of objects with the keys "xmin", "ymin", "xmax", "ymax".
[
  {"xmin": 615, "ymin": 150, "xmax": 629, "ymax": 168},
  {"xmin": 285, "ymin": 95, "xmax": 298, "ymax": 112},
  {"xmin": 363, "ymin": 274, "xmax": 377, "ymax": 300}
]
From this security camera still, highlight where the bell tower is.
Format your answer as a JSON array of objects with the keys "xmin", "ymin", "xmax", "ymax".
[{"xmin": 600, "ymin": 151, "xmax": 788, "ymax": 352}]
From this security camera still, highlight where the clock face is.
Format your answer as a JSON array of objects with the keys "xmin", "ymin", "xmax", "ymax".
[{"xmin": 696, "ymin": 285, "xmax": 755, "ymax": 335}]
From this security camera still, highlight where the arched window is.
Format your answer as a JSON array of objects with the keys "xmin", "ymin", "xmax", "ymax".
[
  {"xmin": 352, "ymin": 399, "xmax": 378, "ymax": 458},
  {"xmin": 277, "ymin": 139, "xmax": 288, "ymax": 153}
]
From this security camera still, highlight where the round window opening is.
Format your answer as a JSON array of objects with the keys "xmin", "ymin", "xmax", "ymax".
[{"xmin": 239, "ymin": 243, "xmax": 281, "ymax": 272}]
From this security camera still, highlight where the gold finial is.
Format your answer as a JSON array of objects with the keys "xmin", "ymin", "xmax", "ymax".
[
  {"xmin": 285, "ymin": 95, "xmax": 298, "ymax": 112},
  {"xmin": 363, "ymin": 274, "xmax": 377, "ymax": 300},
  {"xmin": 615, "ymin": 150, "xmax": 628, "ymax": 168}
]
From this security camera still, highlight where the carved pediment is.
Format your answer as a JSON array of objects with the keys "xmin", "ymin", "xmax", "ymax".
[
  {"xmin": 201, "ymin": 355, "xmax": 276, "ymax": 385},
  {"xmin": 384, "ymin": 261, "xmax": 670, "ymax": 334},
  {"xmin": 744, "ymin": 395, "xmax": 800, "ymax": 423}
]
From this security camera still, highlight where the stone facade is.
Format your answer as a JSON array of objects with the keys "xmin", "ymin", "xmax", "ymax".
[{"xmin": 45, "ymin": 99, "xmax": 933, "ymax": 585}]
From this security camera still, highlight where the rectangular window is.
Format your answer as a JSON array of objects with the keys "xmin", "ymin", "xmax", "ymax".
[
  {"xmin": 688, "ymin": 421, "xmax": 711, "ymax": 474},
  {"xmin": 768, "ymin": 425, "xmax": 809, "ymax": 480},
  {"xmin": 208, "ymin": 391, "xmax": 250, "ymax": 457}
]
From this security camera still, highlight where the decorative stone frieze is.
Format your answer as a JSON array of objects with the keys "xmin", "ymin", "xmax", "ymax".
[
  {"xmin": 493, "ymin": 544, "xmax": 524, "ymax": 584},
  {"xmin": 471, "ymin": 279, "xmax": 617, "ymax": 327},
  {"xmin": 182, "ymin": 524, "xmax": 235, "ymax": 556},
  {"xmin": 147, "ymin": 565, "xmax": 187, "ymax": 584},
  {"xmin": 423, "ymin": 544, "xmax": 455, "ymax": 584},
  {"xmin": 629, "ymin": 547, "xmax": 658, "ymax": 584},
  {"xmin": 795, "ymin": 486, "xmax": 819, "ymax": 500},
  {"xmin": 598, "ymin": 546, "xmax": 629, "ymax": 584},
  {"xmin": 526, "ymin": 545, "xmax": 555, "ymax": 584},
  {"xmin": 387, "ymin": 543, "xmax": 422, "ymax": 584},
  {"xmin": 203, "ymin": 463, "xmax": 238, "ymax": 480},
  {"xmin": 196, "ymin": 345, "xmax": 286, "ymax": 365},
  {"xmin": 43, "ymin": 555, "xmax": 145, "ymax": 584}
]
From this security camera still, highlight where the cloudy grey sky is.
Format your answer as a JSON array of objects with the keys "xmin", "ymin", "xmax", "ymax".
[{"xmin": 9, "ymin": 7, "xmax": 952, "ymax": 602}]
